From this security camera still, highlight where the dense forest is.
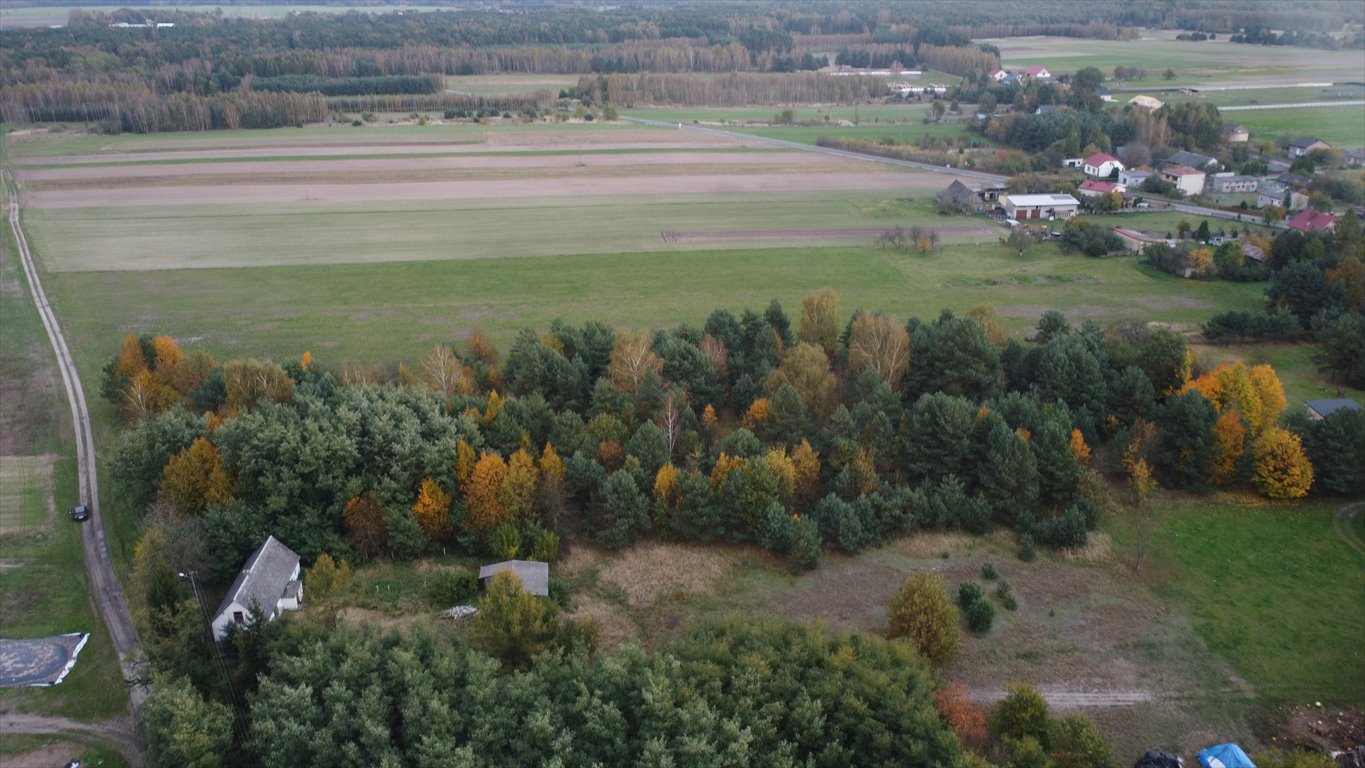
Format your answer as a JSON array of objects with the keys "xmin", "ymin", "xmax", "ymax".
[{"xmin": 3, "ymin": 0, "xmax": 1359, "ymax": 131}]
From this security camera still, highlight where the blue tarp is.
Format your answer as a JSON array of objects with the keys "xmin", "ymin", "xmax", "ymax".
[{"xmin": 1197, "ymin": 744, "xmax": 1255, "ymax": 768}]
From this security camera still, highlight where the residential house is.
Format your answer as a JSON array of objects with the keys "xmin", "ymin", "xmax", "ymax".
[
  {"xmin": 1161, "ymin": 165, "xmax": 1206, "ymax": 196},
  {"xmin": 936, "ymin": 180, "xmax": 983, "ymax": 212},
  {"xmin": 1166, "ymin": 150, "xmax": 1219, "ymax": 171},
  {"xmin": 1034, "ymin": 104, "xmax": 1063, "ymax": 115},
  {"xmin": 1346, "ymin": 148, "xmax": 1365, "ymax": 168},
  {"xmin": 1021, "ymin": 65, "xmax": 1052, "ymax": 80},
  {"xmin": 988, "ymin": 68, "xmax": 1009, "ymax": 82},
  {"xmin": 478, "ymin": 560, "xmax": 550, "ymax": 596},
  {"xmin": 1256, "ymin": 181, "xmax": 1308, "ymax": 210},
  {"xmin": 1288, "ymin": 136, "xmax": 1330, "ymax": 157},
  {"xmin": 1222, "ymin": 124, "xmax": 1250, "ymax": 143},
  {"xmin": 1002, "ymin": 193, "xmax": 1080, "ymax": 221},
  {"xmin": 1128, "ymin": 95, "xmax": 1164, "ymax": 110},
  {"xmin": 1112, "ymin": 227, "xmax": 1167, "ymax": 252},
  {"xmin": 1208, "ymin": 174, "xmax": 1258, "ymax": 194},
  {"xmin": 1077, "ymin": 180, "xmax": 1124, "ymax": 198},
  {"xmin": 1276, "ymin": 171, "xmax": 1312, "ymax": 188},
  {"xmin": 1304, "ymin": 399, "xmax": 1361, "ymax": 421},
  {"xmin": 211, "ymin": 536, "xmax": 302, "ymax": 640},
  {"xmin": 1288, "ymin": 209, "xmax": 1338, "ymax": 234},
  {"xmin": 1062, "ymin": 157, "xmax": 1084, "ymax": 169},
  {"xmin": 1083, "ymin": 152, "xmax": 1125, "ymax": 178},
  {"xmin": 1118, "ymin": 168, "xmax": 1154, "ymax": 187},
  {"xmin": 1266, "ymin": 158, "xmax": 1292, "ymax": 173}
]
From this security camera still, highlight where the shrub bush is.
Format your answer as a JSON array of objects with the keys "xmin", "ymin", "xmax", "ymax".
[
  {"xmin": 888, "ymin": 572, "xmax": 960, "ymax": 666},
  {"xmin": 427, "ymin": 569, "xmax": 478, "ymax": 607},
  {"xmin": 965, "ymin": 597, "xmax": 995, "ymax": 634},
  {"xmin": 1018, "ymin": 533, "xmax": 1037, "ymax": 562},
  {"xmin": 980, "ymin": 562, "xmax": 998, "ymax": 580},
  {"xmin": 958, "ymin": 581, "xmax": 985, "ymax": 609}
]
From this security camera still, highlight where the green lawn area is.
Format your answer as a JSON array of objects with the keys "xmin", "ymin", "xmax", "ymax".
[
  {"xmin": 1222, "ymin": 106, "xmax": 1365, "ymax": 149},
  {"xmin": 625, "ymin": 104, "xmax": 983, "ymax": 147},
  {"xmin": 1145, "ymin": 498, "xmax": 1365, "ymax": 708}
]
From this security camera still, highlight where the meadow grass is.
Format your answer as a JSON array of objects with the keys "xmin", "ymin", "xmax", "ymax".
[
  {"xmin": 1220, "ymin": 106, "xmax": 1365, "ymax": 148},
  {"xmin": 1143, "ymin": 498, "xmax": 1365, "ymax": 707},
  {"xmin": 0, "ymin": 455, "xmax": 56, "ymax": 530},
  {"xmin": 444, "ymin": 73, "xmax": 585, "ymax": 97},
  {"xmin": 43, "ymin": 241, "xmax": 1264, "ymax": 381}
]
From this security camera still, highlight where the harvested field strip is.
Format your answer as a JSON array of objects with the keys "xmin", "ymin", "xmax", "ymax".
[
  {"xmin": 22, "ymin": 170, "xmax": 924, "ymax": 210},
  {"xmin": 13, "ymin": 145, "xmax": 783, "ymax": 171}
]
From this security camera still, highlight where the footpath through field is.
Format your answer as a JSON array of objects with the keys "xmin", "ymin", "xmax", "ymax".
[
  {"xmin": 4, "ymin": 170, "xmax": 144, "ymax": 752},
  {"xmin": 0, "ymin": 713, "xmax": 143, "ymax": 766}
]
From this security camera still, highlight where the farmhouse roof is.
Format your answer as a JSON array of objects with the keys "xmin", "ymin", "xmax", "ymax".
[
  {"xmin": 478, "ymin": 560, "xmax": 549, "ymax": 597},
  {"xmin": 1289, "ymin": 136, "xmax": 1327, "ymax": 149},
  {"xmin": 1305, "ymin": 399, "xmax": 1361, "ymax": 418},
  {"xmin": 1078, "ymin": 180, "xmax": 1120, "ymax": 193},
  {"xmin": 1241, "ymin": 243, "xmax": 1266, "ymax": 262},
  {"xmin": 1021, "ymin": 65, "xmax": 1049, "ymax": 76},
  {"xmin": 214, "ymin": 536, "xmax": 300, "ymax": 621},
  {"xmin": 1006, "ymin": 193, "xmax": 1080, "ymax": 207},
  {"xmin": 1167, "ymin": 150, "xmax": 1216, "ymax": 168},
  {"xmin": 1128, "ymin": 95, "xmax": 1164, "ymax": 109},
  {"xmin": 1288, "ymin": 208, "xmax": 1337, "ymax": 233},
  {"xmin": 936, "ymin": 180, "xmax": 980, "ymax": 206},
  {"xmin": 1084, "ymin": 152, "xmax": 1120, "ymax": 166},
  {"xmin": 1112, "ymin": 227, "xmax": 1161, "ymax": 243},
  {"xmin": 1276, "ymin": 171, "xmax": 1311, "ymax": 188},
  {"xmin": 1163, "ymin": 165, "xmax": 1204, "ymax": 177}
]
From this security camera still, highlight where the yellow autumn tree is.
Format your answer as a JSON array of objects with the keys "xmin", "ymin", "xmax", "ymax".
[
  {"xmin": 701, "ymin": 404, "xmax": 719, "ymax": 435},
  {"xmin": 798, "ymin": 287, "xmax": 843, "ymax": 357},
  {"xmin": 464, "ymin": 451, "xmax": 509, "ymax": 534},
  {"xmin": 412, "ymin": 477, "xmax": 453, "ymax": 541},
  {"xmin": 537, "ymin": 442, "xmax": 567, "ymax": 525},
  {"xmin": 790, "ymin": 440, "xmax": 821, "ymax": 506},
  {"xmin": 745, "ymin": 398, "xmax": 771, "ymax": 429},
  {"xmin": 482, "ymin": 390, "xmax": 505, "ymax": 425},
  {"xmin": 1252, "ymin": 427, "xmax": 1314, "ymax": 500},
  {"xmin": 710, "ymin": 452, "xmax": 746, "ymax": 492},
  {"xmin": 455, "ymin": 439, "xmax": 478, "ymax": 491},
  {"xmin": 222, "ymin": 358, "xmax": 294, "ymax": 414},
  {"xmin": 653, "ymin": 463, "xmax": 680, "ymax": 508},
  {"xmin": 499, "ymin": 448, "xmax": 539, "ymax": 523},
  {"xmin": 1211, "ymin": 409, "xmax": 1247, "ymax": 487},
  {"xmin": 846, "ymin": 312, "xmax": 911, "ymax": 387},
  {"xmin": 849, "ymin": 448, "xmax": 878, "ymax": 496},
  {"xmin": 122, "ymin": 369, "xmax": 179, "ymax": 421},
  {"xmin": 1069, "ymin": 429, "xmax": 1091, "ymax": 466},
  {"xmin": 1246, "ymin": 364, "xmax": 1287, "ymax": 437},
  {"xmin": 159, "ymin": 437, "xmax": 232, "ymax": 515},
  {"xmin": 152, "ymin": 335, "xmax": 184, "ymax": 369},
  {"xmin": 764, "ymin": 448, "xmax": 797, "ymax": 500},
  {"xmin": 606, "ymin": 331, "xmax": 663, "ymax": 395},
  {"xmin": 300, "ymin": 350, "xmax": 313, "ymax": 372},
  {"xmin": 966, "ymin": 304, "xmax": 1008, "ymax": 347},
  {"xmin": 114, "ymin": 334, "xmax": 149, "ymax": 380}
]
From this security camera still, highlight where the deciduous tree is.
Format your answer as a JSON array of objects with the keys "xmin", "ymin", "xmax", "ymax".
[
  {"xmin": 159, "ymin": 437, "xmax": 232, "ymax": 516},
  {"xmin": 798, "ymin": 287, "xmax": 843, "ymax": 357},
  {"xmin": 847, "ymin": 312, "xmax": 911, "ymax": 386},
  {"xmin": 470, "ymin": 570, "xmax": 554, "ymax": 669},
  {"xmin": 343, "ymin": 493, "xmax": 387, "ymax": 559},
  {"xmin": 412, "ymin": 477, "xmax": 453, "ymax": 541},
  {"xmin": 1252, "ymin": 427, "xmax": 1314, "ymax": 499},
  {"xmin": 607, "ymin": 331, "xmax": 663, "ymax": 395},
  {"xmin": 463, "ymin": 452, "xmax": 509, "ymax": 534},
  {"xmin": 887, "ymin": 571, "xmax": 960, "ymax": 666}
]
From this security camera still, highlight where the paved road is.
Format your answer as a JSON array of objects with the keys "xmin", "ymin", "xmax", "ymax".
[
  {"xmin": 4, "ymin": 171, "xmax": 145, "ymax": 742},
  {"xmin": 622, "ymin": 116, "xmax": 1012, "ymax": 184},
  {"xmin": 1222, "ymin": 100, "xmax": 1365, "ymax": 111},
  {"xmin": 0, "ymin": 713, "xmax": 144, "ymax": 767}
]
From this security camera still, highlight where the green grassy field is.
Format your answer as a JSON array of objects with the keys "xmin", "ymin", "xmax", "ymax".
[
  {"xmin": 625, "ymin": 104, "xmax": 984, "ymax": 147},
  {"xmin": 0, "ymin": 455, "xmax": 57, "ymax": 530},
  {"xmin": 1220, "ymin": 106, "xmax": 1365, "ymax": 148},
  {"xmin": 985, "ymin": 34, "xmax": 1365, "ymax": 86},
  {"xmin": 43, "ymin": 241, "xmax": 1266, "ymax": 376},
  {"xmin": 1144, "ymin": 498, "xmax": 1365, "ymax": 707}
]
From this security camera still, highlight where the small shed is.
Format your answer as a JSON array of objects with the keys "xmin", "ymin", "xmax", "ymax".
[
  {"xmin": 1305, "ymin": 398, "xmax": 1361, "ymax": 421},
  {"xmin": 936, "ymin": 180, "xmax": 983, "ymax": 212},
  {"xmin": 479, "ymin": 560, "xmax": 550, "ymax": 597},
  {"xmin": 1197, "ymin": 743, "xmax": 1255, "ymax": 768}
]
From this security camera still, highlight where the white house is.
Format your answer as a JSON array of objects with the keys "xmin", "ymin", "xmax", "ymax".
[
  {"xmin": 1003, "ymin": 193, "xmax": 1080, "ymax": 221},
  {"xmin": 1021, "ymin": 65, "xmax": 1051, "ymax": 80},
  {"xmin": 1083, "ymin": 152, "xmax": 1124, "ymax": 178},
  {"xmin": 1119, "ymin": 168, "xmax": 1154, "ymax": 187},
  {"xmin": 1077, "ymin": 180, "xmax": 1124, "ymax": 198},
  {"xmin": 1161, "ymin": 165, "xmax": 1205, "ymax": 196},
  {"xmin": 1208, "ymin": 174, "xmax": 1258, "ymax": 194},
  {"xmin": 211, "ymin": 536, "xmax": 302, "ymax": 640}
]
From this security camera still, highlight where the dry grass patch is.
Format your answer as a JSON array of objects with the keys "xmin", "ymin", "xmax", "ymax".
[
  {"xmin": 890, "ymin": 531, "xmax": 983, "ymax": 559},
  {"xmin": 556, "ymin": 543, "xmax": 606, "ymax": 579},
  {"xmin": 563, "ymin": 594, "xmax": 638, "ymax": 651},
  {"xmin": 1058, "ymin": 531, "xmax": 1114, "ymax": 564},
  {"xmin": 339, "ymin": 607, "xmax": 440, "ymax": 634},
  {"xmin": 597, "ymin": 542, "xmax": 740, "ymax": 609}
]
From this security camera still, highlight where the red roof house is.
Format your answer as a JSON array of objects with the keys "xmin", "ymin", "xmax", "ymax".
[
  {"xmin": 1078, "ymin": 180, "xmax": 1123, "ymax": 197},
  {"xmin": 1288, "ymin": 209, "xmax": 1338, "ymax": 234}
]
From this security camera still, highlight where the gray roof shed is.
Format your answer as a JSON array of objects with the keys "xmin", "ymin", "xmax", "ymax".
[{"xmin": 479, "ymin": 560, "xmax": 550, "ymax": 597}]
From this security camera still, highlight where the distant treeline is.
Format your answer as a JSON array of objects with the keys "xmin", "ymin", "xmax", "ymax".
[
  {"xmin": 571, "ymin": 72, "xmax": 889, "ymax": 108},
  {"xmin": 249, "ymin": 74, "xmax": 442, "ymax": 96},
  {"xmin": 0, "ymin": 84, "xmax": 324, "ymax": 132}
]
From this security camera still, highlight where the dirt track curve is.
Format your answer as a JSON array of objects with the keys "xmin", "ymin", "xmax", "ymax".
[
  {"xmin": 1335, "ymin": 502, "xmax": 1365, "ymax": 558},
  {"xmin": 5, "ymin": 170, "xmax": 144, "ymax": 755},
  {"xmin": 0, "ymin": 713, "xmax": 143, "ymax": 767}
]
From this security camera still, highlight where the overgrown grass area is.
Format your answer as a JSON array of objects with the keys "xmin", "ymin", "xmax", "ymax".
[
  {"xmin": 625, "ymin": 103, "xmax": 985, "ymax": 147},
  {"xmin": 43, "ymin": 241, "xmax": 1265, "ymax": 375},
  {"xmin": 1192, "ymin": 341, "xmax": 1365, "ymax": 407},
  {"xmin": 1141, "ymin": 497, "xmax": 1365, "ymax": 708}
]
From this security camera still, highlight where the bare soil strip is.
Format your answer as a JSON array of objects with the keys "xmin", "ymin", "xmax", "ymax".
[
  {"xmin": 26, "ymin": 170, "xmax": 937, "ymax": 209},
  {"xmin": 14, "ymin": 151, "xmax": 816, "ymax": 183},
  {"xmin": 0, "ymin": 714, "xmax": 142, "ymax": 768}
]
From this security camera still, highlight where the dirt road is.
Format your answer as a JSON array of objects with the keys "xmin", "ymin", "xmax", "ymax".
[
  {"xmin": 0, "ymin": 713, "xmax": 143, "ymax": 767},
  {"xmin": 5, "ymin": 171, "xmax": 143, "ymax": 745},
  {"xmin": 1335, "ymin": 502, "xmax": 1365, "ymax": 558}
]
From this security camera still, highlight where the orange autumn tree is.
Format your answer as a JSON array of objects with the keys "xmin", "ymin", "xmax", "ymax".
[
  {"xmin": 653, "ymin": 463, "xmax": 680, "ymax": 510},
  {"xmin": 745, "ymin": 398, "xmax": 771, "ymax": 429},
  {"xmin": 159, "ymin": 437, "xmax": 232, "ymax": 515},
  {"xmin": 412, "ymin": 477, "xmax": 453, "ymax": 541},
  {"xmin": 537, "ymin": 443, "xmax": 566, "ymax": 525},
  {"xmin": 1068, "ymin": 429, "xmax": 1091, "ymax": 466},
  {"xmin": 1210, "ymin": 409, "xmax": 1247, "ymax": 486},
  {"xmin": 1181, "ymin": 362, "xmax": 1285, "ymax": 439},
  {"xmin": 1252, "ymin": 427, "xmax": 1314, "ymax": 499},
  {"xmin": 933, "ymin": 682, "xmax": 988, "ymax": 752},
  {"xmin": 463, "ymin": 451, "xmax": 509, "ymax": 534},
  {"xmin": 455, "ymin": 439, "xmax": 478, "ymax": 490}
]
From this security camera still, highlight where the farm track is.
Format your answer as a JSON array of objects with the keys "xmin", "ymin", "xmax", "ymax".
[
  {"xmin": 1334, "ymin": 502, "xmax": 1365, "ymax": 559},
  {"xmin": 4, "ymin": 170, "xmax": 143, "ymax": 755},
  {"xmin": 0, "ymin": 713, "xmax": 143, "ymax": 767}
]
